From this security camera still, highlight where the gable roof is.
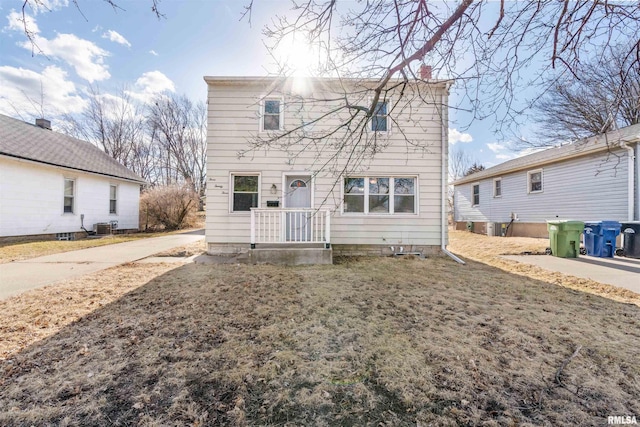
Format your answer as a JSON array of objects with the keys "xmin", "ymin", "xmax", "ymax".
[
  {"xmin": 453, "ymin": 123, "xmax": 640, "ymax": 186},
  {"xmin": 0, "ymin": 114, "xmax": 145, "ymax": 184}
]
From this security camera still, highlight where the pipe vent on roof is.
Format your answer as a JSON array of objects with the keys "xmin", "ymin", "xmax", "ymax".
[{"xmin": 35, "ymin": 118, "xmax": 51, "ymax": 130}]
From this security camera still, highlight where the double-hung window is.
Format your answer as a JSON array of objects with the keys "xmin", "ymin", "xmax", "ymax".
[
  {"xmin": 232, "ymin": 174, "xmax": 259, "ymax": 212},
  {"xmin": 109, "ymin": 185, "xmax": 117, "ymax": 214},
  {"xmin": 344, "ymin": 176, "xmax": 416, "ymax": 214},
  {"xmin": 262, "ymin": 99, "xmax": 282, "ymax": 131},
  {"xmin": 63, "ymin": 179, "xmax": 75, "ymax": 214},
  {"xmin": 472, "ymin": 183, "xmax": 480, "ymax": 206},
  {"xmin": 371, "ymin": 101, "xmax": 388, "ymax": 132},
  {"xmin": 493, "ymin": 178, "xmax": 502, "ymax": 198},
  {"xmin": 528, "ymin": 169, "xmax": 543, "ymax": 193}
]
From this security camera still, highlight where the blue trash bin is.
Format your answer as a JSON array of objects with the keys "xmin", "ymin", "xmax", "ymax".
[
  {"xmin": 583, "ymin": 220, "xmax": 620, "ymax": 258},
  {"xmin": 600, "ymin": 221, "xmax": 621, "ymax": 258},
  {"xmin": 583, "ymin": 222, "xmax": 601, "ymax": 256}
]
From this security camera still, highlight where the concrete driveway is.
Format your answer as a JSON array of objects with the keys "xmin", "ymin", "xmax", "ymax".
[
  {"xmin": 502, "ymin": 254, "xmax": 640, "ymax": 294},
  {"xmin": 0, "ymin": 230, "xmax": 204, "ymax": 300}
]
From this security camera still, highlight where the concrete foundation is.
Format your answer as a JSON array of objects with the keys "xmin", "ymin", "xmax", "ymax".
[
  {"xmin": 207, "ymin": 243, "xmax": 443, "ymax": 264},
  {"xmin": 332, "ymin": 244, "xmax": 442, "ymax": 257},
  {"xmin": 454, "ymin": 221, "xmax": 549, "ymax": 238},
  {"xmin": 0, "ymin": 229, "xmax": 138, "ymax": 244},
  {"xmin": 249, "ymin": 247, "xmax": 333, "ymax": 265}
]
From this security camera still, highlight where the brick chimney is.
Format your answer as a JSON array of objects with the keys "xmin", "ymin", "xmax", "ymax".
[
  {"xmin": 419, "ymin": 64, "xmax": 432, "ymax": 80},
  {"xmin": 35, "ymin": 118, "xmax": 51, "ymax": 130}
]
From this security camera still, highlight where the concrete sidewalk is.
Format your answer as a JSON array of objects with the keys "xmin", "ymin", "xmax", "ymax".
[
  {"xmin": 0, "ymin": 230, "xmax": 204, "ymax": 300},
  {"xmin": 502, "ymin": 254, "xmax": 640, "ymax": 294}
]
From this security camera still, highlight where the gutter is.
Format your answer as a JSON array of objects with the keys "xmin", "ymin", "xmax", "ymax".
[
  {"xmin": 440, "ymin": 87, "xmax": 465, "ymax": 264},
  {"xmin": 620, "ymin": 140, "xmax": 636, "ymax": 221}
]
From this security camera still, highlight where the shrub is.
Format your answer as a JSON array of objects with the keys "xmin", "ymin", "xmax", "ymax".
[{"xmin": 140, "ymin": 185, "xmax": 199, "ymax": 231}]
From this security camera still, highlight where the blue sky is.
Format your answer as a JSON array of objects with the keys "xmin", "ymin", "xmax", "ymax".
[{"xmin": 0, "ymin": 0, "xmax": 530, "ymax": 167}]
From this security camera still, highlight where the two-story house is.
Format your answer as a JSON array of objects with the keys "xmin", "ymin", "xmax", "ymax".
[{"xmin": 204, "ymin": 75, "xmax": 457, "ymax": 264}]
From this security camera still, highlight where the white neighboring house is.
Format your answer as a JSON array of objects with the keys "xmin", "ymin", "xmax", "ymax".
[
  {"xmin": 204, "ymin": 75, "xmax": 455, "ymax": 263},
  {"xmin": 0, "ymin": 114, "xmax": 146, "ymax": 239},
  {"xmin": 453, "ymin": 124, "xmax": 640, "ymax": 238}
]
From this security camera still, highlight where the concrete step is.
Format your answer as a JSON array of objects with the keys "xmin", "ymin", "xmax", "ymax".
[{"xmin": 250, "ymin": 247, "xmax": 333, "ymax": 265}]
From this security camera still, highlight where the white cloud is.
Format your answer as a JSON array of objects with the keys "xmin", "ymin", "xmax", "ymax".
[
  {"xmin": 449, "ymin": 128, "xmax": 473, "ymax": 145},
  {"xmin": 5, "ymin": 10, "xmax": 39, "ymax": 33},
  {"xmin": 26, "ymin": 0, "xmax": 69, "ymax": 14},
  {"xmin": 0, "ymin": 65, "xmax": 87, "ymax": 117},
  {"xmin": 486, "ymin": 141, "xmax": 545, "ymax": 164},
  {"xmin": 29, "ymin": 33, "xmax": 110, "ymax": 82},
  {"xmin": 149, "ymin": 50, "xmax": 159, "ymax": 56},
  {"xmin": 6, "ymin": 12, "xmax": 110, "ymax": 82},
  {"xmin": 486, "ymin": 142, "xmax": 505, "ymax": 153},
  {"xmin": 126, "ymin": 70, "xmax": 175, "ymax": 103},
  {"xmin": 102, "ymin": 30, "xmax": 131, "ymax": 47}
]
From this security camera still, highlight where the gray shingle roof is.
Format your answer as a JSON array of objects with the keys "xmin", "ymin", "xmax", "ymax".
[
  {"xmin": 453, "ymin": 123, "xmax": 640, "ymax": 185},
  {"xmin": 0, "ymin": 114, "xmax": 145, "ymax": 183}
]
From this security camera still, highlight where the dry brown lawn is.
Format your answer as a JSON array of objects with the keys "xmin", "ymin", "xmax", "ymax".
[
  {"xmin": 0, "ymin": 232, "xmax": 175, "ymax": 264},
  {"xmin": 448, "ymin": 230, "xmax": 640, "ymax": 307},
  {"xmin": 0, "ymin": 236, "xmax": 638, "ymax": 426},
  {"xmin": 0, "ymin": 211, "xmax": 205, "ymax": 264}
]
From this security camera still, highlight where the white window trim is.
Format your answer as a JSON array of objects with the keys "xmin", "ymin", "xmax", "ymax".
[
  {"xmin": 493, "ymin": 178, "xmax": 502, "ymax": 198},
  {"xmin": 472, "ymin": 182, "xmax": 480, "ymax": 206},
  {"xmin": 259, "ymin": 96, "xmax": 284, "ymax": 132},
  {"xmin": 341, "ymin": 175, "xmax": 418, "ymax": 216},
  {"xmin": 63, "ymin": 177, "xmax": 76, "ymax": 215},
  {"xmin": 109, "ymin": 184, "xmax": 118, "ymax": 215},
  {"xmin": 527, "ymin": 169, "xmax": 543, "ymax": 194},
  {"xmin": 369, "ymin": 97, "xmax": 392, "ymax": 134},
  {"xmin": 229, "ymin": 172, "xmax": 261, "ymax": 214}
]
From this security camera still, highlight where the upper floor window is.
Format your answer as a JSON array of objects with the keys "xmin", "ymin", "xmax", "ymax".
[
  {"xmin": 472, "ymin": 183, "xmax": 480, "ymax": 206},
  {"xmin": 232, "ymin": 174, "xmax": 259, "ymax": 212},
  {"xmin": 493, "ymin": 178, "xmax": 502, "ymax": 198},
  {"xmin": 109, "ymin": 185, "xmax": 117, "ymax": 214},
  {"xmin": 371, "ymin": 101, "xmax": 388, "ymax": 132},
  {"xmin": 528, "ymin": 169, "xmax": 543, "ymax": 193},
  {"xmin": 64, "ymin": 179, "xmax": 75, "ymax": 214},
  {"xmin": 262, "ymin": 99, "xmax": 282, "ymax": 131}
]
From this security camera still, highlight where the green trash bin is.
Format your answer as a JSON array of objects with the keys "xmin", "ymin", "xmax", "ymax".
[{"xmin": 547, "ymin": 220, "xmax": 585, "ymax": 258}]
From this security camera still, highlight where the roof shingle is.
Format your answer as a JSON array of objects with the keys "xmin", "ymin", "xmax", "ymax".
[
  {"xmin": 453, "ymin": 123, "xmax": 640, "ymax": 185},
  {"xmin": 0, "ymin": 114, "xmax": 145, "ymax": 183}
]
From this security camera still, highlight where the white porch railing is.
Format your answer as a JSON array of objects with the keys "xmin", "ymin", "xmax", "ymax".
[{"xmin": 250, "ymin": 208, "xmax": 331, "ymax": 247}]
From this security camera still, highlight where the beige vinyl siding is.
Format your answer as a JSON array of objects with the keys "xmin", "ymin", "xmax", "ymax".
[
  {"xmin": 206, "ymin": 78, "xmax": 447, "ymax": 247},
  {"xmin": 454, "ymin": 149, "xmax": 630, "ymax": 223}
]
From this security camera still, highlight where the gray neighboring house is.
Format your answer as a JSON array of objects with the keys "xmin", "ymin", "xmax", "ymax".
[
  {"xmin": 0, "ymin": 114, "xmax": 146, "ymax": 239},
  {"xmin": 453, "ymin": 124, "xmax": 640, "ymax": 238}
]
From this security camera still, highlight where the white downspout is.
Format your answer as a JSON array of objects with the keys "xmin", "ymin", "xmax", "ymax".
[
  {"xmin": 441, "ymin": 86, "xmax": 465, "ymax": 264},
  {"xmin": 620, "ymin": 140, "xmax": 636, "ymax": 221}
]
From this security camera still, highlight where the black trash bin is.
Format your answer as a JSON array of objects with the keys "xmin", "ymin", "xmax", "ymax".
[{"xmin": 621, "ymin": 222, "xmax": 640, "ymax": 258}]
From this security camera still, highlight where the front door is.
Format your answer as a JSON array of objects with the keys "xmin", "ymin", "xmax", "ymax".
[{"xmin": 285, "ymin": 175, "xmax": 312, "ymax": 241}]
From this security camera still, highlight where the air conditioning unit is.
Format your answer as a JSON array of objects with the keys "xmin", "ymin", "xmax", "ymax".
[
  {"xmin": 486, "ymin": 222, "xmax": 495, "ymax": 236},
  {"xmin": 94, "ymin": 223, "xmax": 112, "ymax": 235},
  {"xmin": 487, "ymin": 222, "xmax": 506, "ymax": 236}
]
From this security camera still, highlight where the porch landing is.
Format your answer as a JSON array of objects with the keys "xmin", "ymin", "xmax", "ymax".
[{"xmin": 249, "ymin": 246, "xmax": 333, "ymax": 265}]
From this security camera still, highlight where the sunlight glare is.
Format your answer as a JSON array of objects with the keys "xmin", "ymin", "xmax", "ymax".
[{"xmin": 277, "ymin": 33, "xmax": 319, "ymax": 78}]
